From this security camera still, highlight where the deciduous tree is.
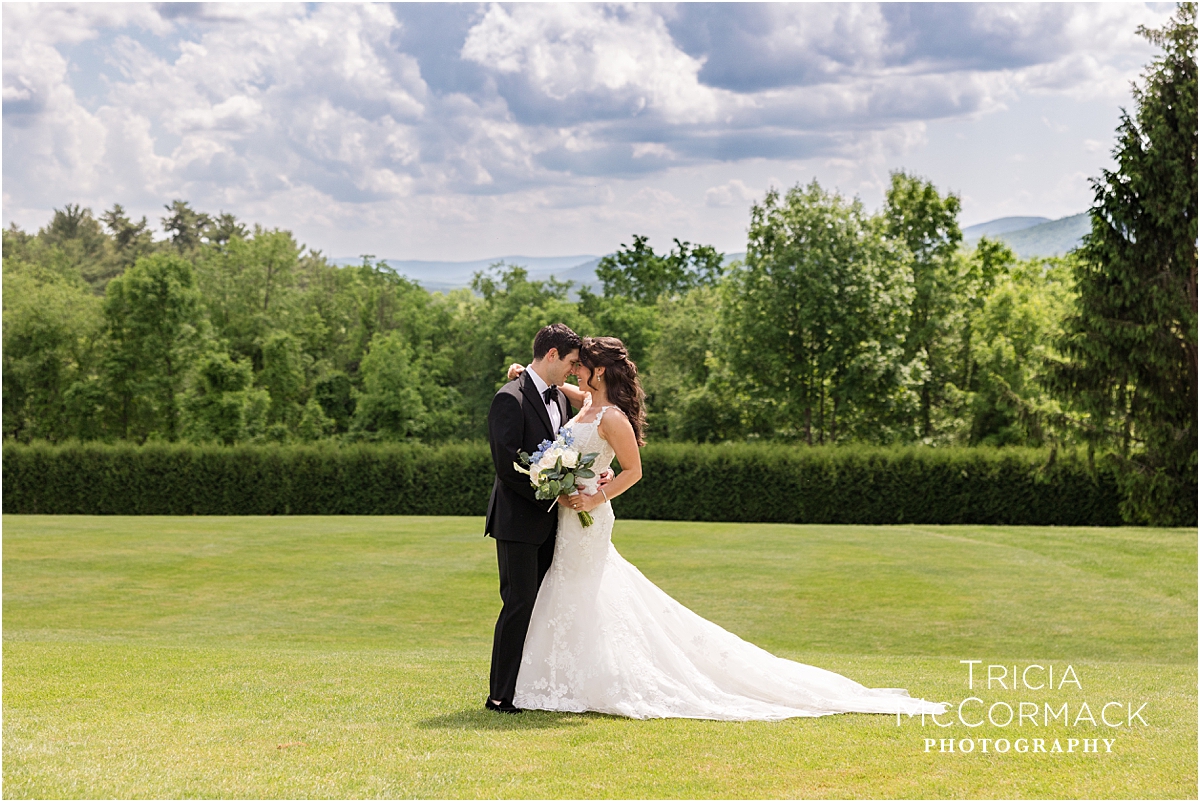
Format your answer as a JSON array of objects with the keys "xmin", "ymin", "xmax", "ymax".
[
  {"xmin": 102, "ymin": 253, "xmax": 209, "ymax": 441},
  {"xmin": 724, "ymin": 180, "xmax": 913, "ymax": 444},
  {"xmin": 884, "ymin": 171, "xmax": 964, "ymax": 438}
]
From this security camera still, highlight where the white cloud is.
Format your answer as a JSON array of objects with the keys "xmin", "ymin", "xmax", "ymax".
[
  {"xmin": 5, "ymin": 4, "xmax": 438, "ymax": 217},
  {"xmin": 2, "ymin": 27, "xmax": 108, "ymax": 200},
  {"xmin": 3, "ymin": 2, "xmax": 170, "ymax": 47},
  {"xmin": 1042, "ymin": 116, "xmax": 1069, "ymax": 134},
  {"xmin": 1, "ymin": 2, "xmax": 1179, "ymax": 259},
  {"xmin": 462, "ymin": 3, "xmax": 726, "ymax": 124},
  {"xmin": 632, "ymin": 142, "xmax": 674, "ymax": 160},
  {"xmin": 705, "ymin": 179, "xmax": 757, "ymax": 208}
]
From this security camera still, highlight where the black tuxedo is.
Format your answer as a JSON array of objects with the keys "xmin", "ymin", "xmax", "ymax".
[
  {"xmin": 484, "ymin": 370, "xmax": 569, "ymax": 544},
  {"xmin": 485, "ymin": 370, "xmax": 570, "ymax": 705}
]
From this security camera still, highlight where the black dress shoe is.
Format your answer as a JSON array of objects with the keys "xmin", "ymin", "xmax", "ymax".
[{"xmin": 485, "ymin": 698, "xmax": 523, "ymax": 714}]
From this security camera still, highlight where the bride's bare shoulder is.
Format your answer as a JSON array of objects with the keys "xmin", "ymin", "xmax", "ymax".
[{"xmin": 597, "ymin": 405, "xmax": 631, "ymax": 432}]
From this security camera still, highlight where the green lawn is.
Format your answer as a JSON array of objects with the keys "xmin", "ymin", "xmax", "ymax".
[{"xmin": 3, "ymin": 516, "xmax": 1195, "ymax": 799}]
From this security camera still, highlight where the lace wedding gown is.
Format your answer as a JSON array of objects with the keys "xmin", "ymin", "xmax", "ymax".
[{"xmin": 513, "ymin": 407, "xmax": 948, "ymax": 721}]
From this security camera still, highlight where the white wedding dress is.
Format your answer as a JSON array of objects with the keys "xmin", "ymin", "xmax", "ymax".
[{"xmin": 513, "ymin": 406, "xmax": 948, "ymax": 721}]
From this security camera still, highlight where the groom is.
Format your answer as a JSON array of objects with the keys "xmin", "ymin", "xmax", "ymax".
[{"xmin": 484, "ymin": 323, "xmax": 582, "ymax": 714}]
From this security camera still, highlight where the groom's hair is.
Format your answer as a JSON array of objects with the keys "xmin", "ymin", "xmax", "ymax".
[{"xmin": 533, "ymin": 323, "xmax": 582, "ymax": 360}]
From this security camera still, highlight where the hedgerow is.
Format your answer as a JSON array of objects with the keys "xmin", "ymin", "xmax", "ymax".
[{"xmin": 3, "ymin": 441, "xmax": 1122, "ymax": 525}]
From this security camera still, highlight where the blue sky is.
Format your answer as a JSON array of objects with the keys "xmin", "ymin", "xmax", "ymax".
[{"xmin": 2, "ymin": 2, "xmax": 1175, "ymax": 260}]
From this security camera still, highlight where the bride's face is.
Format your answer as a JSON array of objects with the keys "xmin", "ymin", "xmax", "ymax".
[{"xmin": 577, "ymin": 363, "xmax": 605, "ymax": 390}]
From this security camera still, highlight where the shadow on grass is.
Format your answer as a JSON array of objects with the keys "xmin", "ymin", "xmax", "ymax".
[{"xmin": 418, "ymin": 708, "xmax": 591, "ymax": 730}]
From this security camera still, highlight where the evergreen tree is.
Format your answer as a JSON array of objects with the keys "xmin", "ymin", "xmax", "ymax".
[
  {"xmin": 205, "ymin": 212, "xmax": 249, "ymax": 247},
  {"xmin": 1050, "ymin": 3, "xmax": 1197, "ymax": 525},
  {"xmin": 161, "ymin": 200, "xmax": 211, "ymax": 253},
  {"xmin": 41, "ymin": 204, "xmax": 123, "ymax": 292},
  {"xmin": 101, "ymin": 204, "xmax": 156, "ymax": 269}
]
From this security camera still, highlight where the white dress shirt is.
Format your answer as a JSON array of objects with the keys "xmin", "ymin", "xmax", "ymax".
[{"xmin": 525, "ymin": 364, "xmax": 562, "ymax": 434}]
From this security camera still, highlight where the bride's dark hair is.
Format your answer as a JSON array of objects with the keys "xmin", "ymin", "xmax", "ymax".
[{"xmin": 580, "ymin": 336, "xmax": 646, "ymax": 446}]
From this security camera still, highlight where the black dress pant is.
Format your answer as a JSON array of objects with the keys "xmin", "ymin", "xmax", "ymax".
[{"xmin": 489, "ymin": 533, "xmax": 556, "ymax": 704}]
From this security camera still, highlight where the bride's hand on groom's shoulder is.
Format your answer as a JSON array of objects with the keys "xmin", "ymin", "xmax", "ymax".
[{"xmin": 507, "ymin": 363, "xmax": 525, "ymax": 380}]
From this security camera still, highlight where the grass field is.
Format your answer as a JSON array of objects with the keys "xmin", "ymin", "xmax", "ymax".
[{"xmin": 3, "ymin": 516, "xmax": 1195, "ymax": 799}]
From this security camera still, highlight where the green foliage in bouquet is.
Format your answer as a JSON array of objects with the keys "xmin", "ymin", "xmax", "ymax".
[
  {"xmin": 516, "ymin": 452, "xmax": 598, "ymax": 502},
  {"xmin": 516, "ymin": 439, "xmax": 600, "ymax": 525}
]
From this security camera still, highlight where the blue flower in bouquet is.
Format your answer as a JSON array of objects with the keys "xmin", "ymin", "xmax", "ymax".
[{"xmin": 514, "ymin": 432, "xmax": 600, "ymax": 526}]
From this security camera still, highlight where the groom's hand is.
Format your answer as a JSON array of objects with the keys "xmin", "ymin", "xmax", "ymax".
[{"xmin": 596, "ymin": 470, "xmax": 614, "ymax": 488}]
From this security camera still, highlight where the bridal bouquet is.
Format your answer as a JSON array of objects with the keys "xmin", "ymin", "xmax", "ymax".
[{"xmin": 514, "ymin": 431, "xmax": 600, "ymax": 526}]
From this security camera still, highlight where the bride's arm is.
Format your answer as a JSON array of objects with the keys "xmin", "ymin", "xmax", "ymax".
[
  {"xmin": 556, "ymin": 382, "xmax": 588, "ymax": 409},
  {"xmin": 561, "ymin": 410, "xmax": 642, "ymax": 513},
  {"xmin": 505, "ymin": 363, "xmax": 589, "ymax": 410}
]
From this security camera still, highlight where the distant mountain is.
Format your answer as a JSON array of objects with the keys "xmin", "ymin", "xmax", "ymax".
[
  {"xmin": 998, "ymin": 213, "xmax": 1090, "ymax": 258},
  {"xmin": 963, "ymin": 216, "xmax": 1051, "ymax": 240},
  {"xmin": 331, "ymin": 254, "xmax": 599, "ymax": 293},
  {"xmin": 962, "ymin": 213, "xmax": 1090, "ymax": 258},
  {"xmin": 333, "ymin": 215, "xmax": 1087, "ymax": 294},
  {"xmin": 333, "ymin": 249, "xmax": 749, "ymax": 294},
  {"xmin": 554, "ymin": 257, "xmax": 604, "ymax": 292}
]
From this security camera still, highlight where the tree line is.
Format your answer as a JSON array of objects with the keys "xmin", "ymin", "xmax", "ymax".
[
  {"xmin": 1, "ymin": 178, "xmax": 1069, "ymax": 448},
  {"xmin": 3, "ymin": 6, "xmax": 1193, "ymax": 524}
]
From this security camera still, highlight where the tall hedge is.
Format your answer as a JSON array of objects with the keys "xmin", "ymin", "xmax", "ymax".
[
  {"xmin": 616, "ymin": 443, "xmax": 1122, "ymax": 525},
  {"xmin": 3, "ymin": 441, "xmax": 1122, "ymax": 525},
  {"xmin": 2, "ymin": 441, "xmax": 1123, "ymax": 523}
]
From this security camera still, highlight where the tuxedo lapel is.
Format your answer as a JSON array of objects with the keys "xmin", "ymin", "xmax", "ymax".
[
  {"xmin": 558, "ymin": 389, "xmax": 569, "ymax": 424},
  {"xmin": 520, "ymin": 371, "xmax": 556, "ymax": 439}
]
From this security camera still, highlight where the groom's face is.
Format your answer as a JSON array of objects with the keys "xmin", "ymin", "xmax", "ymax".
[{"xmin": 548, "ymin": 348, "xmax": 580, "ymax": 386}]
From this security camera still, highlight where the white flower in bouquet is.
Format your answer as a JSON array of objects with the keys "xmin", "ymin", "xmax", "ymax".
[{"xmin": 515, "ymin": 432, "xmax": 601, "ymax": 526}]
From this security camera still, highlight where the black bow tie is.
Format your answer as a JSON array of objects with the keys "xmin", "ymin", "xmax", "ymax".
[{"xmin": 542, "ymin": 386, "xmax": 559, "ymax": 405}]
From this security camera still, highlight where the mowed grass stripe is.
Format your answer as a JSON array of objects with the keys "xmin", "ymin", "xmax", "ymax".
[{"xmin": 3, "ymin": 516, "xmax": 1196, "ymax": 798}]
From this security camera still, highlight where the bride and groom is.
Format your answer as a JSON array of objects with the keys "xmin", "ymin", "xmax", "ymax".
[{"xmin": 484, "ymin": 323, "xmax": 946, "ymax": 720}]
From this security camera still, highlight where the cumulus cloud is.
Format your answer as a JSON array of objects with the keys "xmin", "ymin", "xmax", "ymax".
[
  {"xmin": 1, "ymin": 2, "xmax": 1178, "ymax": 257},
  {"xmin": 666, "ymin": 4, "xmax": 894, "ymax": 92},
  {"xmin": 705, "ymin": 179, "xmax": 758, "ymax": 208},
  {"xmin": 667, "ymin": 3, "xmax": 1165, "ymax": 94},
  {"xmin": 3, "ymin": 23, "xmax": 108, "ymax": 205},
  {"xmin": 462, "ymin": 3, "xmax": 725, "ymax": 125}
]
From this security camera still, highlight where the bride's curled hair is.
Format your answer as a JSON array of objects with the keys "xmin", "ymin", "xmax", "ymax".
[{"xmin": 580, "ymin": 336, "xmax": 647, "ymax": 446}]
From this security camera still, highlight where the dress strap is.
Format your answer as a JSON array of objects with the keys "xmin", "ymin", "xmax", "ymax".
[{"xmin": 595, "ymin": 405, "xmax": 611, "ymax": 423}]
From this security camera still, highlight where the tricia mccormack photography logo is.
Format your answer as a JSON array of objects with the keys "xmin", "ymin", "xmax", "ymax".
[{"xmin": 895, "ymin": 660, "xmax": 1150, "ymax": 755}]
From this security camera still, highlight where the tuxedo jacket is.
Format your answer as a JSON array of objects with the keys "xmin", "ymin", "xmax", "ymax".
[{"xmin": 485, "ymin": 370, "xmax": 571, "ymax": 544}]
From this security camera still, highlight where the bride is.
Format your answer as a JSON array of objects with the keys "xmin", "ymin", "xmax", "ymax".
[{"xmin": 507, "ymin": 336, "xmax": 946, "ymax": 721}]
